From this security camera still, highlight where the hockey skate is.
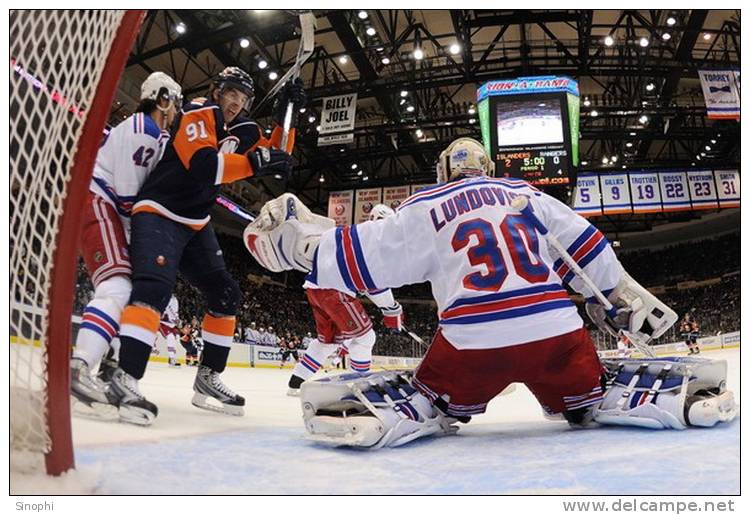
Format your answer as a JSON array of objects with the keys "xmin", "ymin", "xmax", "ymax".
[
  {"xmin": 168, "ymin": 357, "xmax": 182, "ymax": 367},
  {"xmin": 192, "ymin": 365, "xmax": 245, "ymax": 416},
  {"xmin": 97, "ymin": 356, "xmax": 118, "ymax": 383},
  {"xmin": 70, "ymin": 358, "xmax": 118, "ymax": 421},
  {"xmin": 107, "ymin": 368, "xmax": 158, "ymax": 426}
]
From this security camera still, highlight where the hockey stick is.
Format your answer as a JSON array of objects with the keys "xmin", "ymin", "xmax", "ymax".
[
  {"xmin": 402, "ymin": 324, "xmax": 430, "ymax": 351},
  {"xmin": 252, "ymin": 11, "xmax": 316, "ymax": 149},
  {"xmin": 510, "ymin": 196, "xmax": 656, "ymax": 358}
]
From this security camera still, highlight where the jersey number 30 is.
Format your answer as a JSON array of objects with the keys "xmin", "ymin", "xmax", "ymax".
[{"xmin": 451, "ymin": 215, "xmax": 549, "ymax": 291}]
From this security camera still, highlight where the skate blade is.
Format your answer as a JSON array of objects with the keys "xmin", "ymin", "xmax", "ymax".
[
  {"xmin": 71, "ymin": 398, "xmax": 119, "ymax": 422},
  {"xmin": 191, "ymin": 393, "xmax": 245, "ymax": 417},
  {"xmin": 287, "ymin": 388, "xmax": 301, "ymax": 397},
  {"xmin": 118, "ymin": 405, "xmax": 157, "ymax": 426}
]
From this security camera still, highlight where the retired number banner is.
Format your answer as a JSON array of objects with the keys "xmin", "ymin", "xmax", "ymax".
[
  {"xmin": 572, "ymin": 173, "xmax": 602, "ymax": 216},
  {"xmin": 687, "ymin": 170, "xmax": 719, "ymax": 210},
  {"xmin": 659, "ymin": 171, "xmax": 690, "ymax": 212},
  {"xmin": 715, "ymin": 169, "xmax": 740, "ymax": 208},
  {"xmin": 628, "ymin": 171, "xmax": 662, "ymax": 214},
  {"xmin": 600, "ymin": 173, "xmax": 632, "ymax": 215},
  {"xmin": 327, "ymin": 190, "xmax": 354, "ymax": 226}
]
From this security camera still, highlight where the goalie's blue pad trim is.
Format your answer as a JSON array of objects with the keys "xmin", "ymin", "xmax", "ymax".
[{"xmin": 614, "ymin": 371, "xmax": 690, "ymax": 391}]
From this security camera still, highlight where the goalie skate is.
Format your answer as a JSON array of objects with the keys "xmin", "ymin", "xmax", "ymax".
[
  {"xmin": 70, "ymin": 358, "xmax": 118, "ymax": 421},
  {"xmin": 192, "ymin": 365, "xmax": 245, "ymax": 416}
]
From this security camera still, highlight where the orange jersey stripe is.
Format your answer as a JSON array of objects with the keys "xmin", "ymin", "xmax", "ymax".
[
  {"xmin": 173, "ymin": 108, "xmax": 219, "ymax": 170},
  {"xmin": 221, "ymin": 153, "xmax": 252, "ymax": 183},
  {"xmin": 121, "ymin": 304, "xmax": 161, "ymax": 332},
  {"xmin": 131, "ymin": 203, "xmax": 208, "ymax": 231},
  {"xmin": 202, "ymin": 314, "xmax": 236, "ymax": 337}
]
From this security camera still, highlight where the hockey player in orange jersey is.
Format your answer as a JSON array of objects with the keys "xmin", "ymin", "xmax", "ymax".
[{"xmin": 110, "ymin": 67, "xmax": 305, "ymax": 425}]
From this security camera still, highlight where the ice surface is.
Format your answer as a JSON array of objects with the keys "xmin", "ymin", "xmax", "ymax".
[{"xmin": 11, "ymin": 348, "xmax": 740, "ymax": 495}]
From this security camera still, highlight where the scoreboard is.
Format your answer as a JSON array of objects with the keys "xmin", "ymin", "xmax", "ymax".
[{"xmin": 477, "ymin": 77, "xmax": 580, "ymax": 186}]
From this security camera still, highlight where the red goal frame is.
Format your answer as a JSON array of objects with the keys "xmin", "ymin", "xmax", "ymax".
[{"xmin": 43, "ymin": 10, "xmax": 145, "ymax": 476}]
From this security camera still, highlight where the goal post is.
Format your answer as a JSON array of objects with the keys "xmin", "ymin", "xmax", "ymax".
[{"xmin": 10, "ymin": 9, "xmax": 145, "ymax": 476}]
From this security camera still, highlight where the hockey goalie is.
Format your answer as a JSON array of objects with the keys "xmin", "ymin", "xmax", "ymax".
[{"xmin": 244, "ymin": 138, "xmax": 737, "ymax": 449}]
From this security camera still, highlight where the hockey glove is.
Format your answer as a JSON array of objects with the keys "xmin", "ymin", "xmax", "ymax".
[
  {"xmin": 272, "ymin": 77, "xmax": 307, "ymax": 127},
  {"xmin": 244, "ymin": 218, "xmax": 324, "ymax": 273},
  {"xmin": 381, "ymin": 303, "xmax": 404, "ymax": 333},
  {"xmin": 248, "ymin": 147, "xmax": 293, "ymax": 179}
]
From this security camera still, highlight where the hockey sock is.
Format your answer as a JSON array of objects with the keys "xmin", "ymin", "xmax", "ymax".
[
  {"xmin": 348, "ymin": 330, "xmax": 376, "ymax": 373},
  {"xmin": 118, "ymin": 304, "xmax": 161, "ymax": 379},
  {"xmin": 109, "ymin": 337, "xmax": 121, "ymax": 362},
  {"xmin": 201, "ymin": 342, "xmax": 231, "ymax": 373},
  {"xmin": 293, "ymin": 339, "xmax": 332, "ymax": 380},
  {"xmin": 74, "ymin": 302, "xmax": 121, "ymax": 368},
  {"xmin": 200, "ymin": 314, "xmax": 235, "ymax": 373},
  {"xmin": 166, "ymin": 334, "xmax": 177, "ymax": 360}
]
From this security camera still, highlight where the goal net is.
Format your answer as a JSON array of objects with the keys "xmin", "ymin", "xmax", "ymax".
[{"xmin": 10, "ymin": 9, "xmax": 144, "ymax": 476}]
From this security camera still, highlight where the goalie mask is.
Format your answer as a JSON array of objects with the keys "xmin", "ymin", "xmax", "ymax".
[
  {"xmin": 369, "ymin": 204, "xmax": 395, "ymax": 221},
  {"xmin": 436, "ymin": 137, "xmax": 495, "ymax": 184}
]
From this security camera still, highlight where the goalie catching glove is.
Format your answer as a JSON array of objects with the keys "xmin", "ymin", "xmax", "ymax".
[
  {"xmin": 300, "ymin": 370, "xmax": 459, "ymax": 448},
  {"xmin": 244, "ymin": 193, "xmax": 334, "ymax": 273},
  {"xmin": 585, "ymin": 270, "xmax": 678, "ymax": 346}
]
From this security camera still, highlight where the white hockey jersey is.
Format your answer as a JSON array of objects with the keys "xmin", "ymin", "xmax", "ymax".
[
  {"xmin": 244, "ymin": 327, "xmax": 260, "ymax": 344},
  {"xmin": 161, "ymin": 296, "xmax": 179, "ymax": 327},
  {"xmin": 306, "ymin": 176, "xmax": 623, "ymax": 350},
  {"xmin": 90, "ymin": 112, "xmax": 170, "ymax": 240}
]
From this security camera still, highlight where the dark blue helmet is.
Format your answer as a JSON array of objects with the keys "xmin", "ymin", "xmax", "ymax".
[{"xmin": 213, "ymin": 66, "xmax": 255, "ymax": 110}]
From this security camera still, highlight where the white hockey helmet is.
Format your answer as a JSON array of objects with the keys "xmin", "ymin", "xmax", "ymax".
[
  {"xmin": 140, "ymin": 71, "xmax": 182, "ymax": 107},
  {"xmin": 369, "ymin": 204, "xmax": 395, "ymax": 221},
  {"xmin": 435, "ymin": 137, "xmax": 495, "ymax": 184}
]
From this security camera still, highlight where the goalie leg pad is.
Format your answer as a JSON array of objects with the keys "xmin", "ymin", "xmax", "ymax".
[
  {"xmin": 595, "ymin": 357, "xmax": 737, "ymax": 429},
  {"xmin": 300, "ymin": 370, "xmax": 459, "ymax": 449}
]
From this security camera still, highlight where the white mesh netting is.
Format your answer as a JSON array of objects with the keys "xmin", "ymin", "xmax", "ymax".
[{"xmin": 10, "ymin": 10, "xmax": 126, "ymax": 457}]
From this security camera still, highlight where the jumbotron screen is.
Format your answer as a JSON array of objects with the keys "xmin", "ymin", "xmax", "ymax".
[
  {"xmin": 496, "ymin": 98, "xmax": 565, "ymax": 147},
  {"xmin": 494, "ymin": 96, "xmax": 570, "ymax": 185}
]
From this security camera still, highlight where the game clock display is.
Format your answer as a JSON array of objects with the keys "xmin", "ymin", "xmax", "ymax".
[{"xmin": 496, "ymin": 148, "xmax": 570, "ymax": 185}]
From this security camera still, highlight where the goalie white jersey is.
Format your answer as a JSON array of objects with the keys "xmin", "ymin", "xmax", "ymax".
[
  {"xmin": 307, "ymin": 176, "xmax": 624, "ymax": 350},
  {"xmin": 90, "ymin": 112, "xmax": 170, "ymax": 239}
]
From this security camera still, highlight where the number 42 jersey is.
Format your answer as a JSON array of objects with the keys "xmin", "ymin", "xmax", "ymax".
[
  {"xmin": 308, "ymin": 176, "xmax": 624, "ymax": 350},
  {"xmin": 90, "ymin": 112, "xmax": 170, "ymax": 240}
]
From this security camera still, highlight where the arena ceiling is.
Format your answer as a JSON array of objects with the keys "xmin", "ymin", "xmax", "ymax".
[{"xmin": 113, "ymin": 9, "xmax": 740, "ymax": 233}]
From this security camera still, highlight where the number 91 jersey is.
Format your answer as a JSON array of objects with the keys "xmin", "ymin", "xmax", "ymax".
[
  {"xmin": 308, "ymin": 176, "xmax": 623, "ymax": 350},
  {"xmin": 90, "ymin": 113, "xmax": 170, "ymax": 239}
]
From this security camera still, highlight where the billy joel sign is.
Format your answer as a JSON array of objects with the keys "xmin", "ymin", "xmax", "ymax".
[{"xmin": 318, "ymin": 92, "xmax": 357, "ymax": 146}]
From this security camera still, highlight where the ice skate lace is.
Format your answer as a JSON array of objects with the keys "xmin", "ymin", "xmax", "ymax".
[
  {"xmin": 119, "ymin": 372, "xmax": 144, "ymax": 399},
  {"xmin": 207, "ymin": 371, "xmax": 237, "ymax": 398}
]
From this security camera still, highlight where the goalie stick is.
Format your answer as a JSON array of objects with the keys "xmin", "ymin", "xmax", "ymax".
[{"xmin": 510, "ymin": 196, "xmax": 657, "ymax": 358}]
